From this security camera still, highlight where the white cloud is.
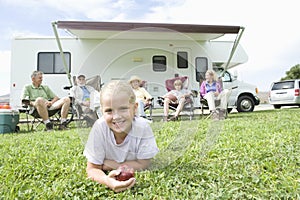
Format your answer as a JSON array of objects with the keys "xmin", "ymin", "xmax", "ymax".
[{"xmin": 2, "ymin": 0, "xmax": 300, "ymax": 93}]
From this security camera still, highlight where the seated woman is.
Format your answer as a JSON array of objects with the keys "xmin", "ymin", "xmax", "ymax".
[
  {"xmin": 129, "ymin": 76, "xmax": 152, "ymax": 118},
  {"xmin": 200, "ymin": 69, "xmax": 230, "ymax": 120},
  {"xmin": 163, "ymin": 79, "xmax": 192, "ymax": 121}
]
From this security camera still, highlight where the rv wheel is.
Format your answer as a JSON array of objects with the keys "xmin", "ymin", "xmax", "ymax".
[{"xmin": 237, "ymin": 95, "xmax": 255, "ymax": 112}]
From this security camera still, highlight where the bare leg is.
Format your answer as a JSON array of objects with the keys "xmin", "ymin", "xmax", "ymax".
[
  {"xmin": 60, "ymin": 97, "xmax": 71, "ymax": 118},
  {"xmin": 174, "ymin": 97, "xmax": 185, "ymax": 117},
  {"xmin": 33, "ymin": 97, "xmax": 49, "ymax": 121},
  {"xmin": 163, "ymin": 98, "xmax": 171, "ymax": 117},
  {"xmin": 51, "ymin": 97, "xmax": 71, "ymax": 119}
]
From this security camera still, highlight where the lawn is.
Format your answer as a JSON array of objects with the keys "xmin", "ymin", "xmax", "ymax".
[{"xmin": 0, "ymin": 108, "xmax": 299, "ymax": 199}]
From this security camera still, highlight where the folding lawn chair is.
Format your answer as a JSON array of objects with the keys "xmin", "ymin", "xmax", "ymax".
[
  {"xmin": 139, "ymin": 80, "xmax": 154, "ymax": 120},
  {"xmin": 199, "ymin": 78, "xmax": 223, "ymax": 116},
  {"xmin": 20, "ymin": 98, "xmax": 74, "ymax": 131},
  {"xmin": 157, "ymin": 76, "xmax": 197, "ymax": 120},
  {"xmin": 199, "ymin": 78, "xmax": 237, "ymax": 119},
  {"xmin": 69, "ymin": 75, "xmax": 102, "ymax": 127}
]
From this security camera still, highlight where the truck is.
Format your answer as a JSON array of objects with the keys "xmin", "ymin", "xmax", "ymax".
[{"xmin": 10, "ymin": 21, "xmax": 259, "ymax": 112}]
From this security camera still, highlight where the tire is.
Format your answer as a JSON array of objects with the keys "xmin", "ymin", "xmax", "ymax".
[
  {"xmin": 237, "ymin": 95, "xmax": 255, "ymax": 112},
  {"xmin": 273, "ymin": 105, "xmax": 281, "ymax": 109}
]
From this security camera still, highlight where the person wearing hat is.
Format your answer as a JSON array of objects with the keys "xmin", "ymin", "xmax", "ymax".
[
  {"xmin": 129, "ymin": 75, "xmax": 152, "ymax": 118},
  {"xmin": 70, "ymin": 74, "xmax": 99, "ymax": 125}
]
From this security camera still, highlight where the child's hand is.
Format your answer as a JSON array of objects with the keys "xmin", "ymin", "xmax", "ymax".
[{"xmin": 106, "ymin": 170, "xmax": 136, "ymax": 192}]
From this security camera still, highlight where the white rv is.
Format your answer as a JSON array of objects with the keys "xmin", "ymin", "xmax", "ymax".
[{"xmin": 10, "ymin": 21, "xmax": 259, "ymax": 112}]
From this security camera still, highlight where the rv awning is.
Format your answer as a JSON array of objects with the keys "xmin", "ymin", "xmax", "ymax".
[{"xmin": 55, "ymin": 21, "xmax": 242, "ymax": 41}]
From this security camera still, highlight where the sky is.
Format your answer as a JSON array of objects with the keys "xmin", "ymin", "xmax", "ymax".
[{"xmin": 1, "ymin": 0, "xmax": 300, "ymax": 96}]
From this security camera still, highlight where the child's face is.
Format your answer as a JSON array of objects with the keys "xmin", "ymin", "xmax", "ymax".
[
  {"xmin": 101, "ymin": 92, "xmax": 137, "ymax": 135},
  {"xmin": 174, "ymin": 84, "xmax": 182, "ymax": 91}
]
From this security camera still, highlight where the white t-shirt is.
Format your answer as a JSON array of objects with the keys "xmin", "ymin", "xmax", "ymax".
[
  {"xmin": 169, "ymin": 89, "xmax": 190, "ymax": 100},
  {"xmin": 83, "ymin": 117, "xmax": 159, "ymax": 165}
]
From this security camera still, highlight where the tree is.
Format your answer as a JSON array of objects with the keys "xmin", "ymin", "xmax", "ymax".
[{"xmin": 281, "ymin": 64, "xmax": 300, "ymax": 80}]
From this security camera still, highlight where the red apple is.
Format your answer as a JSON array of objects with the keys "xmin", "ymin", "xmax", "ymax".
[{"xmin": 116, "ymin": 164, "xmax": 135, "ymax": 181}]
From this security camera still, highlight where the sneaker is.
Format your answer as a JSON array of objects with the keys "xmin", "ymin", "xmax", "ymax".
[
  {"xmin": 219, "ymin": 109, "xmax": 226, "ymax": 120},
  {"xmin": 162, "ymin": 116, "xmax": 168, "ymax": 122},
  {"xmin": 59, "ymin": 121, "xmax": 69, "ymax": 130},
  {"xmin": 168, "ymin": 116, "xmax": 179, "ymax": 121},
  {"xmin": 211, "ymin": 110, "xmax": 219, "ymax": 121},
  {"xmin": 45, "ymin": 122, "xmax": 53, "ymax": 131}
]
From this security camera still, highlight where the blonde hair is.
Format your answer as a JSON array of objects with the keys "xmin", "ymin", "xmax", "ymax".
[
  {"xmin": 100, "ymin": 80, "xmax": 136, "ymax": 105},
  {"xmin": 205, "ymin": 69, "xmax": 217, "ymax": 82},
  {"xmin": 174, "ymin": 79, "xmax": 183, "ymax": 86}
]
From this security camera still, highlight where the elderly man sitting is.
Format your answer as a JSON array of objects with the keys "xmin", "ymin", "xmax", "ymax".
[
  {"xmin": 69, "ymin": 74, "xmax": 100, "ymax": 126},
  {"xmin": 22, "ymin": 70, "xmax": 71, "ymax": 131}
]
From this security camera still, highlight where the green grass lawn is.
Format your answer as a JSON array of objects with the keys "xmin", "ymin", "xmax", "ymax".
[{"xmin": 0, "ymin": 109, "xmax": 299, "ymax": 199}]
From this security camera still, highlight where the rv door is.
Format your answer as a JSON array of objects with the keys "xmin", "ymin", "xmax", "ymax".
[
  {"xmin": 195, "ymin": 57, "xmax": 208, "ymax": 83},
  {"xmin": 173, "ymin": 48, "xmax": 192, "ymax": 79}
]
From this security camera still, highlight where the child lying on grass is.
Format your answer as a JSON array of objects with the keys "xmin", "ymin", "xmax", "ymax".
[{"xmin": 83, "ymin": 80, "xmax": 159, "ymax": 192}]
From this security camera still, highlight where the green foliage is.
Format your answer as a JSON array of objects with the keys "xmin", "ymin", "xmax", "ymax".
[
  {"xmin": 1, "ymin": 109, "xmax": 299, "ymax": 199},
  {"xmin": 281, "ymin": 64, "xmax": 300, "ymax": 80}
]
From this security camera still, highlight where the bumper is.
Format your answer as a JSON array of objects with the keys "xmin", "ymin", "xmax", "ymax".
[
  {"xmin": 269, "ymin": 96, "xmax": 300, "ymax": 105},
  {"xmin": 254, "ymin": 96, "xmax": 260, "ymax": 105}
]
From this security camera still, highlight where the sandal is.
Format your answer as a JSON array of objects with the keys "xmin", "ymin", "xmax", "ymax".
[{"xmin": 168, "ymin": 116, "xmax": 178, "ymax": 121}]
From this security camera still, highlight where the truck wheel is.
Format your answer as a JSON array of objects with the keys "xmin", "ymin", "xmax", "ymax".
[
  {"xmin": 273, "ymin": 105, "xmax": 281, "ymax": 109},
  {"xmin": 237, "ymin": 95, "xmax": 255, "ymax": 112}
]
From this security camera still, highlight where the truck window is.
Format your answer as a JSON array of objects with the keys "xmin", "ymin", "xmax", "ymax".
[
  {"xmin": 222, "ymin": 71, "xmax": 232, "ymax": 82},
  {"xmin": 214, "ymin": 68, "xmax": 232, "ymax": 82},
  {"xmin": 37, "ymin": 52, "xmax": 71, "ymax": 74},
  {"xmin": 153, "ymin": 55, "xmax": 167, "ymax": 72},
  {"xmin": 177, "ymin": 51, "xmax": 188, "ymax": 68},
  {"xmin": 195, "ymin": 57, "xmax": 208, "ymax": 82}
]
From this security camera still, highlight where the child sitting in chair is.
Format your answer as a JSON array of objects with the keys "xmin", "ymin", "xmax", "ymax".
[
  {"xmin": 200, "ymin": 69, "xmax": 230, "ymax": 120},
  {"xmin": 162, "ymin": 79, "xmax": 192, "ymax": 121}
]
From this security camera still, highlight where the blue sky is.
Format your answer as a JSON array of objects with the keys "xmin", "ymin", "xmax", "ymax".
[{"xmin": 1, "ymin": 0, "xmax": 300, "ymax": 95}]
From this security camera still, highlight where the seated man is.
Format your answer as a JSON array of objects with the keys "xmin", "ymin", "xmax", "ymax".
[
  {"xmin": 69, "ymin": 74, "xmax": 99, "ymax": 125},
  {"xmin": 163, "ymin": 79, "xmax": 192, "ymax": 121},
  {"xmin": 21, "ymin": 70, "xmax": 71, "ymax": 131},
  {"xmin": 129, "ymin": 75, "xmax": 152, "ymax": 118},
  {"xmin": 200, "ymin": 69, "xmax": 230, "ymax": 120}
]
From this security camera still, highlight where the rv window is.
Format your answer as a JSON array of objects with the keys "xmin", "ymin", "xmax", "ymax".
[
  {"xmin": 195, "ymin": 57, "xmax": 208, "ymax": 82},
  {"xmin": 177, "ymin": 51, "xmax": 188, "ymax": 68},
  {"xmin": 153, "ymin": 55, "xmax": 167, "ymax": 72},
  {"xmin": 37, "ymin": 52, "xmax": 71, "ymax": 74}
]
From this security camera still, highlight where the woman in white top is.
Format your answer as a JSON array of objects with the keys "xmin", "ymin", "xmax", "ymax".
[{"xmin": 129, "ymin": 75, "xmax": 152, "ymax": 118}]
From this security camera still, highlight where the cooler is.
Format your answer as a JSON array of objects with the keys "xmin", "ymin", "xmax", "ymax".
[{"xmin": 0, "ymin": 109, "xmax": 20, "ymax": 133}]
